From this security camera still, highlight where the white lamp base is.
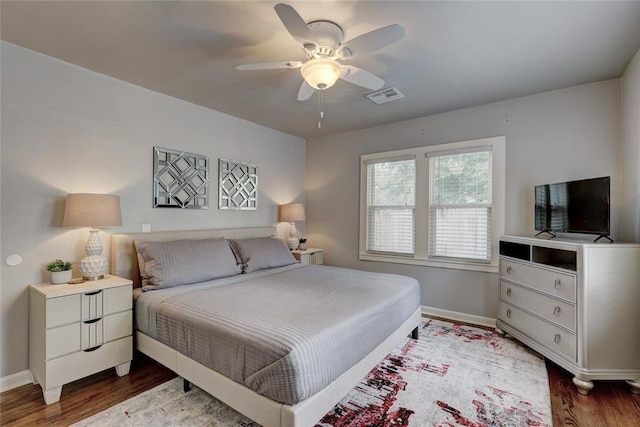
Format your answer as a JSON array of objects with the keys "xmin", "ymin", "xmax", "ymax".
[
  {"xmin": 80, "ymin": 256, "xmax": 107, "ymax": 280},
  {"xmin": 81, "ymin": 229, "xmax": 107, "ymax": 280},
  {"xmin": 287, "ymin": 222, "xmax": 300, "ymax": 250}
]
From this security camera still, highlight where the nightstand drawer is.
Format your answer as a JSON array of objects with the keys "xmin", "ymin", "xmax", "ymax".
[
  {"xmin": 81, "ymin": 319, "xmax": 104, "ymax": 350},
  {"xmin": 47, "ymin": 294, "xmax": 81, "ymax": 327},
  {"xmin": 47, "ymin": 323, "xmax": 81, "ymax": 359},
  {"xmin": 292, "ymin": 248, "xmax": 324, "ymax": 265},
  {"xmin": 45, "ymin": 336, "xmax": 132, "ymax": 389},
  {"xmin": 104, "ymin": 311, "xmax": 132, "ymax": 342},
  {"xmin": 500, "ymin": 280, "xmax": 576, "ymax": 331},
  {"xmin": 81, "ymin": 290, "xmax": 104, "ymax": 321},
  {"xmin": 501, "ymin": 260, "xmax": 576, "ymax": 302},
  {"xmin": 104, "ymin": 286, "xmax": 133, "ymax": 315}
]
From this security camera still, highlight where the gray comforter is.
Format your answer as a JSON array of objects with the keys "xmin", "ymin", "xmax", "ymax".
[{"xmin": 134, "ymin": 264, "xmax": 420, "ymax": 405}]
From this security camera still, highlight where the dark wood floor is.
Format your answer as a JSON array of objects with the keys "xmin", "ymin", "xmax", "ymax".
[
  {"xmin": 0, "ymin": 353, "xmax": 176, "ymax": 426},
  {"xmin": 1, "ymin": 351, "xmax": 639, "ymax": 426}
]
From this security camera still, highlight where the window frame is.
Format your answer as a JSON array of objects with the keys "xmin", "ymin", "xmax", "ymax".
[
  {"xmin": 365, "ymin": 155, "xmax": 417, "ymax": 256},
  {"xmin": 359, "ymin": 136, "xmax": 505, "ymax": 273}
]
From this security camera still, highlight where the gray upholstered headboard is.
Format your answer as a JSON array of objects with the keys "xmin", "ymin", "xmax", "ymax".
[{"xmin": 110, "ymin": 226, "xmax": 277, "ymax": 287}]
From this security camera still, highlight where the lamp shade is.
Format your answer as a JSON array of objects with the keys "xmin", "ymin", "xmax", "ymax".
[
  {"xmin": 63, "ymin": 193, "xmax": 122, "ymax": 228},
  {"xmin": 300, "ymin": 58, "xmax": 342, "ymax": 90},
  {"xmin": 280, "ymin": 203, "xmax": 305, "ymax": 222}
]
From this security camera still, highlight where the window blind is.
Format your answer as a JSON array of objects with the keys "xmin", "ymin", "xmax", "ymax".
[
  {"xmin": 366, "ymin": 157, "xmax": 415, "ymax": 255},
  {"xmin": 428, "ymin": 149, "xmax": 492, "ymax": 262}
]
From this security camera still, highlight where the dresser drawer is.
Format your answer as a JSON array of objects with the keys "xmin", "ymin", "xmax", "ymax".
[
  {"xmin": 499, "ymin": 302, "xmax": 576, "ymax": 361},
  {"xmin": 500, "ymin": 280, "xmax": 576, "ymax": 331},
  {"xmin": 500, "ymin": 259, "xmax": 576, "ymax": 302}
]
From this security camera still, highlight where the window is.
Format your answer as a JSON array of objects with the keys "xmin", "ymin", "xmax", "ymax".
[
  {"xmin": 359, "ymin": 137, "xmax": 505, "ymax": 273},
  {"xmin": 365, "ymin": 157, "xmax": 415, "ymax": 255},
  {"xmin": 428, "ymin": 148, "xmax": 492, "ymax": 262}
]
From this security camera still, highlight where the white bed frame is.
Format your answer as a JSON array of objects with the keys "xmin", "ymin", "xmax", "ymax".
[{"xmin": 111, "ymin": 226, "xmax": 422, "ymax": 427}]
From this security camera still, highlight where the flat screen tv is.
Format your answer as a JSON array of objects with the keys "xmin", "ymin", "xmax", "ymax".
[{"xmin": 534, "ymin": 176, "xmax": 611, "ymax": 242}]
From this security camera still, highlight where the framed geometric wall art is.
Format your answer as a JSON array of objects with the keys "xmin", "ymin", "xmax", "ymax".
[
  {"xmin": 153, "ymin": 146, "xmax": 209, "ymax": 209},
  {"xmin": 218, "ymin": 158, "xmax": 258, "ymax": 210}
]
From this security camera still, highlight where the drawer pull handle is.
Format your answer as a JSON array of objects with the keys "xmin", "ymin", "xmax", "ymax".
[
  {"xmin": 84, "ymin": 290, "xmax": 103, "ymax": 296},
  {"xmin": 83, "ymin": 318, "xmax": 101, "ymax": 324},
  {"xmin": 506, "ymin": 287, "xmax": 512, "ymax": 297},
  {"xmin": 554, "ymin": 333, "xmax": 561, "ymax": 344},
  {"xmin": 553, "ymin": 306, "xmax": 561, "ymax": 316},
  {"xmin": 554, "ymin": 279, "xmax": 561, "ymax": 289},
  {"xmin": 83, "ymin": 345, "xmax": 102, "ymax": 352},
  {"xmin": 506, "ymin": 309, "xmax": 511, "ymax": 318},
  {"xmin": 506, "ymin": 266, "xmax": 512, "ymax": 274}
]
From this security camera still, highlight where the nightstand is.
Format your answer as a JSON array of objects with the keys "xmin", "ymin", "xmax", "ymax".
[
  {"xmin": 292, "ymin": 248, "xmax": 324, "ymax": 265},
  {"xmin": 29, "ymin": 275, "xmax": 133, "ymax": 404}
]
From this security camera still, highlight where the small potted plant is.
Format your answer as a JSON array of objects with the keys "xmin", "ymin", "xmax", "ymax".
[
  {"xmin": 46, "ymin": 259, "xmax": 73, "ymax": 284},
  {"xmin": 298, "ymin": 238, "xmax": 308, "ymax": 251}
]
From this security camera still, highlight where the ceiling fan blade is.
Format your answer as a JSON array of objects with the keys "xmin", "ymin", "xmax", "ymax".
[
  {"xmin": 297, "ymin": 80, "xmax": 315, "ymax": 101},
  {"xmin": 236, "ymin": 61, "xmax": 303, "ymax": 71},
  {"xmin": 336, "ymin": 24, "xmax": 405, "ymax": 59},
  {"xmin": 340, "ymin": 66, "xmax": 384, "ymax": 90},
  {"xmin": 274, "ymin": 3, "xmax": 318, "ymax": 50}
]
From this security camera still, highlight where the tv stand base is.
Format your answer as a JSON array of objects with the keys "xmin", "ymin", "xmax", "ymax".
[
  {"xmin": 594, "ymin": 234, "xmax": 614, "ymax": 243},
  {"xmin": 534, "ymin": 230, "xmax": 556, "ymax": 239}
]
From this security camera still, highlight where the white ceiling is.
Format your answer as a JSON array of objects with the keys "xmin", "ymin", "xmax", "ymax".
[{"xmin": 2, "ymin": 1, "xmax": 640, "ymax": 139}]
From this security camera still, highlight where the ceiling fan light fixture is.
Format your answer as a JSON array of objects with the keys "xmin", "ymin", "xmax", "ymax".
[{"xmin": 300, "ymin": 58, "xmax": 342, "ymax": 90}]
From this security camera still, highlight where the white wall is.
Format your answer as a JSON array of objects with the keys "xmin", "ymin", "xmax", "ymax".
[
  {"xmin": 0, "ymin": 42, "xmax": 305, "ymax": 377},
  {"xmin": 306, "ymin": 79, "xmax": 622, "ymax": 319},
  {"xmin": 621, "ymin": 48, "xmax": 640, "ymax": 242}
]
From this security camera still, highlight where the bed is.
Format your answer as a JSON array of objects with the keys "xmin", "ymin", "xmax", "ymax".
[{"xmin": 111, "ymin": 227, "xmax": 422, "ymax": 427}]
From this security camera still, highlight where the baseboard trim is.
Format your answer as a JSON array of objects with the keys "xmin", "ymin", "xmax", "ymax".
[
  {"xmin": 421, "ymin": 305, "xmax": 496, "ymax": 328},
  {"xmin": 1, "ymin": 369, "xmax": 32, "ymax": 393}
]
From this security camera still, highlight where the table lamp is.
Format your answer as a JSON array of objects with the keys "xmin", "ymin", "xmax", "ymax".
[
  {"xmin": 62, "ymin": 193, "xmax": 122, "ymax": 280},
  {"xmin": 280, "ymin": 203, "xmax": 305, "ymax": 250}
]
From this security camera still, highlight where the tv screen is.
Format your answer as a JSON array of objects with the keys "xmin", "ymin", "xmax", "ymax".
[{"xmin": 534, "ymin": 176, "xmax": 610, "ymax": 236}]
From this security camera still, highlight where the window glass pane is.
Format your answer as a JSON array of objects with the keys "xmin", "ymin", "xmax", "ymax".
[
  {"xmin": 428, "ymin": 150, "xmax": 492, "ymax": 262},
  {"xmin": 429, "ymin": 207, "xmax": 491, "ymax": 261},
  {"xmin": 367, "ymin": 208, "xmax": 414, "ymax": 254},
  {"xmin": 368, "ymin": 160, "xmax": 415, "ymax": 206},
  {"xmin": 366, "ymin": 159, "xmax": 415, "ymax": 255},
  {"xmin": 430, "ymin": 151, "xmax": 491, "ymax": 205}
]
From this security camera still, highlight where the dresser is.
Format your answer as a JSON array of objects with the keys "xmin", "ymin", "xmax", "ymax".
[
  {"xmin": 29, "ymin": 275, "xmax": 133, "ymax": 404},
  {"xmin": 496, "ymin": 235, "xmax": 640, "ymax": 395}
]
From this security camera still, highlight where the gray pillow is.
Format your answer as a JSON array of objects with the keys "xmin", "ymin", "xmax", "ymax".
[
  {"xmin": 134, "ymin": 238, "xmax": 241, "ymax": 290},
  {"xmin": 227, "ymin": 237, "xmax": 297, "ymax": 273}
]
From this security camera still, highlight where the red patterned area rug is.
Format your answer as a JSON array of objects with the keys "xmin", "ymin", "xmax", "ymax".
[
  {"xmin": 319, "ymin": 318, "xmax": 551, "ymax": 426},
  {"xmin": 72, "ymin": 319, "xmax": 551, "ymax": 427}
]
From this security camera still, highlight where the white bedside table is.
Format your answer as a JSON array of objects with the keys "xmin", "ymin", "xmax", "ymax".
[
  {"xmin": 291, "ymin": 248, "xmax": 324, "ymax": 265},
  {"xmin": 29, "ymin": 275, "xmax": 133, "ymax": 404}
]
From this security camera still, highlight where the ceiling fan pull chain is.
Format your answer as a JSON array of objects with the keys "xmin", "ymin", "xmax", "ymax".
[{"xmin": 318, "ymin": 90, "xmax": 324, "ymax": 128}]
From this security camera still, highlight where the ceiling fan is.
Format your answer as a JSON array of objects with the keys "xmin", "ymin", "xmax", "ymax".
[{"xmin": 236, "ymin": 3, "xmax": 405, "ymax": 101}]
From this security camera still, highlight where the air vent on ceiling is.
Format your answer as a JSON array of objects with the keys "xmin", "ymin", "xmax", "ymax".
[{"xmin": 366, "ymin": 87, "xmax": 405, "ymax": 105}]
